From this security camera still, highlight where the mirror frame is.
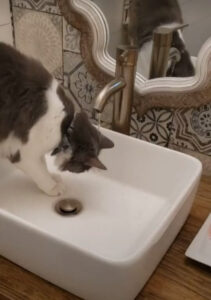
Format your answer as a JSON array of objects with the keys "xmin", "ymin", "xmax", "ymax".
[{"xmin": 58, "ymin": 0, "xmax": 211, "ymax": 115}]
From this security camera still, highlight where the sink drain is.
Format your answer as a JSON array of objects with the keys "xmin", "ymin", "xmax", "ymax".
[{"xmin": 55, "ymin": 199, "xmax": 82, "ymax": 216}]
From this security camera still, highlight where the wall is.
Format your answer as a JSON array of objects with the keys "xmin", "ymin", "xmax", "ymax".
[
  {"xmin": 0, "ymin": 0, "xmax": 13, "ymax": 45},
  {"xmin": 178, "ymin": 0, "xmax": 211, "ymax": 56},
  {"xmin": 8, "ymin": 0, "xmax": 211, "ymax": 174}
]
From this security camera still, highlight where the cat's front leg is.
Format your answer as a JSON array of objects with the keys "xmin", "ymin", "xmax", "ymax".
[{"xmin": 16, "ymin": 156, "xmax": 66, "ymax": 196}]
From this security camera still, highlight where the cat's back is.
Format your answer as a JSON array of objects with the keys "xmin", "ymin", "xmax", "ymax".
[
  {"xmin": 129, "ymin": 0, "xmax": 183, "ymax": 46},
  {"xmin": 130, "ymin": 0, "xmax": 182, "ymax": 18},
  {"xmin": 0, "ymin": 42, "xmax": 52, "ymax": 89},
  {"xmin": 0, "ymin": 43, "xmax": 52, "ymax": 142}
]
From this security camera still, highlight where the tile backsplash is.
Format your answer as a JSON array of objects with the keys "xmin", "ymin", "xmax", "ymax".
[
  {"xmin": 1, "ymin": 0, "xmax": 12, "ymax": 24},
  {"xmin": 0, "ymin": 0, "xmax": 13, "ymax": 45},
  {"xmin": 130, "ymin": 108, "xmax": 174, "ymax": 147},
  {"xmin": 8, "ymin": 0, "xmax": 211, "ymax": 172},
  {"xmin": 13, "ymin": 6, "xmax": 63, "ymax": 79},
  {"xmin": 12, "ymin": 0, "xmax": 61, "ymax": 14},
  {"xmin": 170, "ymin": 104, "xmax": 211, "ymax": 155}
]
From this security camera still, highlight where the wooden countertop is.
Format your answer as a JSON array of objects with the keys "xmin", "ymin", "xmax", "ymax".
[{"xmin": 0, "ymin": 176, "xmax": 211, "ymax": 300}]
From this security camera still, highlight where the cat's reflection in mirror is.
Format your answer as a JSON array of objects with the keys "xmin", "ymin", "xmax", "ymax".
[{"xmin": 128, "ymin": 0, "xmax": 195, "ymax": 78}]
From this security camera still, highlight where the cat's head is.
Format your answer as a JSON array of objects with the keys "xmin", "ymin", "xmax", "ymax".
[{"xmin": 52, "ymin": 112, "xmax": 114, "ymax": 173}]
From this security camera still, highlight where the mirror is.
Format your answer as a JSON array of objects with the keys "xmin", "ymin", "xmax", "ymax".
[
  {"xmin": 59, "ymin": 0, "xmax": 211, "ymax": 97},
  {"xmin": 178, "ymin": 0, "xmax": 211, "ymax": 57},
  {"xmin": 93, "ymin": 0, "xmax": 211, "ymax": 79}
]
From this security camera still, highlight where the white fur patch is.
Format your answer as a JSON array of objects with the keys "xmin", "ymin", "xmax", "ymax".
[
  {"xmin": 0, "ymin": 79, "xmax": 67, "ymax": 160},
  {"xmin": 55, "ymin": 149, "xmax": 72, "ymax": 170},
  {"xmin": 0, "ymin": 134, "xmax": 22, "ymax": 159},
  {"xmin": 24, "ymin": 79, "xmax": 66, "ymax": 156},
  {"xmin": 0, "ymin": 79, "xmax": 71, "ymax": 195}
]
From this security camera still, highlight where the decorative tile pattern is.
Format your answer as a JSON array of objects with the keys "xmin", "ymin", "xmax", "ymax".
[
  {"xmin": 63, "ymin": 50, "xmax": 83, "ymax": 109},
  {"xmin": 63, "ymin": 51, "xmax": 83, "ymax": 81},
  {"xmin": 12, "ymin": 0, "xmax": 61, "ymax": 15},
  {"xmin": 64, "ymin": 50, "xmax": 103, "ymax": 113},
  {"xmin": 170, "ymin": 104, "xmax": 211, "ymax": 155},
  {"xmin": 63, "ymin": 18, "xmax": 81, "ymax": 53},
  {"xmin": 63, "ymin": 86, "xmax": 82, "ymax": 113},
  {"xmin": 130, "ymin": 108, "xmax": 173, "ymax": 147},
  {"xmin": 73, "ymin": 66, "xmax": 101, "ymax": 107},
  {"xmin": 13, "ymin": 7, "xmax": 63, "ymax": 79}
]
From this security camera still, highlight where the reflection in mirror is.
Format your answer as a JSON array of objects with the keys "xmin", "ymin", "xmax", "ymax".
[
  {"xmin": 127, "ymin": 0, "xmax": 195, "ymax": 79},
  {"xmin": 92, "ymin": 0, "xmax": 211, "ymax": 80},
  {"xmin": 179, "ymin": 0, "xmax": 211, "ymax": 57},
  {"xmin": 91, "ymin": 0, "xmax": 125, "ymax": 58}
]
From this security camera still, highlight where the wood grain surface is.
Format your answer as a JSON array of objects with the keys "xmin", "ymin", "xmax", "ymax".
[{"xmin": 0, "ymin": 177, "xmax": 211, "ymax": 300}]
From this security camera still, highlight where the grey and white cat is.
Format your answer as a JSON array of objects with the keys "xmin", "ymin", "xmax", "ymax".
[
  {"xmin": 128, "ymin": 0, "xmax": 195, "ymax": 78},
  {"xmin": 0, "ymin": 43, "xmax": 114, "ymax": 196}
]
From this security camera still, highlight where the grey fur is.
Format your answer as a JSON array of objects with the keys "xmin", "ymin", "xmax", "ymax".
[
  {"xmin": 0, "ymin": 43, "xmax": 114, "ymax": 173},
  {"xmin": 0, "ymin": 42, "xmax": 51, "ymax": 143},
  {"xmin": 56, "ymin": 85, "xmax": 74, "ymax": 135},
  {"xmin": 60, "ymin": 112, "xmax": 114, "ymax": 173},
  {"xmin": 128, "ymin": 0, "xmax": 195, "ymax": 77},
  {"xmin": 9, "ymin": 151, "xmax": 21, "ymax": 163},
  {"xmin": 128, "ymin": 0, "xmax": 183, "ymax": 47}
]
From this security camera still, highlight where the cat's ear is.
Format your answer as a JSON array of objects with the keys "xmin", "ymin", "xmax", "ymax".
[
  {"xmin": 85, "ymin": 157, "xmax": 107, "ymax": 170},
  {"xmin": 100, "ymin": 134, "xmax": 114, "ymax": 149}
]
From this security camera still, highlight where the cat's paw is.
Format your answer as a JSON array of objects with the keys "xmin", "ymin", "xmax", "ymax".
[{"xmin": 44, "ymin": 181, "xmax": 66, "ymax": 197}]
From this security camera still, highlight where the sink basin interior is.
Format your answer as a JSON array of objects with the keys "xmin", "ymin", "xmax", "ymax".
[{"xmin": 0, "ymin": 129, "xmax": 201, "ymax": 262}]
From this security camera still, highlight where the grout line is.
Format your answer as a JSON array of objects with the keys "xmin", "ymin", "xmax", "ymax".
[
  {"xmin": 0, "ymin": 22, "xmax": 11, "ymax": 27},
  {"xmin": 9, "ymin": 0, "xmax": 16, "ymax": 47},
  {"xmin": 12, "ymin": 5, "xmax": 62, "ymax": 17},
  {"xmin": 62, "ymin": 17, "xmax": 64, "ymax": 85}
]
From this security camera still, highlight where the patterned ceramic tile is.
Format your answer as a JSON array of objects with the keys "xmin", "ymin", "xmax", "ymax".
[
  {"xmin": 63, "ymin": 18, "xmax": 81, "ymax": 53},
  {"xmin": 170, "ymin": 104, "xmax": 211, "ymax": 155},
  {"xmin": 130, "ymin": 108, "xmax": 173, "ymax": 147},
  {"xmin": 63, "ymin": 50, "xmax": 83, "ymax": 109},
  {"xmin": 64, "ymin": 50, "xmax": 104, "ymax": 115},
  {"xmin": 71, "ymin": 65, "xmax": 102, "ymax": 110},
  {"xmin": 13, "ymin": 7, "xmax": 63, "ymax": 79},
  {"xmin": 63, "ymin": 50, "xmax": 83, "ymax": 80},
  {"xmin": 63, "ymin": 85, "xmax": 82, "ymax": 113},
  {"xmin": 12, "ymin": 0, "xmax": 61, "ymax": 15}
]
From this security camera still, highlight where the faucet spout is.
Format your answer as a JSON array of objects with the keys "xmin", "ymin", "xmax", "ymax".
[
  {"xmin": 94, "ymin": 78, "xmax": 126, "ymax": 113},
  {"xmin": 94, "ymin": 45, "xmax": 138, "ymax": 135}
]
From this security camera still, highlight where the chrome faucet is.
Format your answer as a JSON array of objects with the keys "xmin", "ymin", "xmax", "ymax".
[{"xmin": 94, "ymin": 45, "xmax": 138, "ymax": 135}]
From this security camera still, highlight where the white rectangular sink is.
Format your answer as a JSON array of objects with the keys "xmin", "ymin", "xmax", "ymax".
[{"xmin": 0, "ymin": 128, "xmax": 202, "ymax": 300}]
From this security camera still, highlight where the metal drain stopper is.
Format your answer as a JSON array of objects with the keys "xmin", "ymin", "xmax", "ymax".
[{"xmin": 55, "ymin": 199, "xmax": 82, "ymax": 216}]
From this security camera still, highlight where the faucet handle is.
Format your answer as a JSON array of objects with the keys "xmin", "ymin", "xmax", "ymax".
[
  {"xmin": 116, "ymin": 45, "xmax": 138, "ymax": 67},
  {"xmin": 119, "ymin": 50, "xmax": 129, "ymax": 63},
  {"xmin": 154, "ymin": 23, "xmax": 189, "ymax": 35}
]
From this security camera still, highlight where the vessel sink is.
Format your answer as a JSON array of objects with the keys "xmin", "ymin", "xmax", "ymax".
[{"xmin": 0, "ymin": 128, "xmax": 202, "ymax": 300}]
